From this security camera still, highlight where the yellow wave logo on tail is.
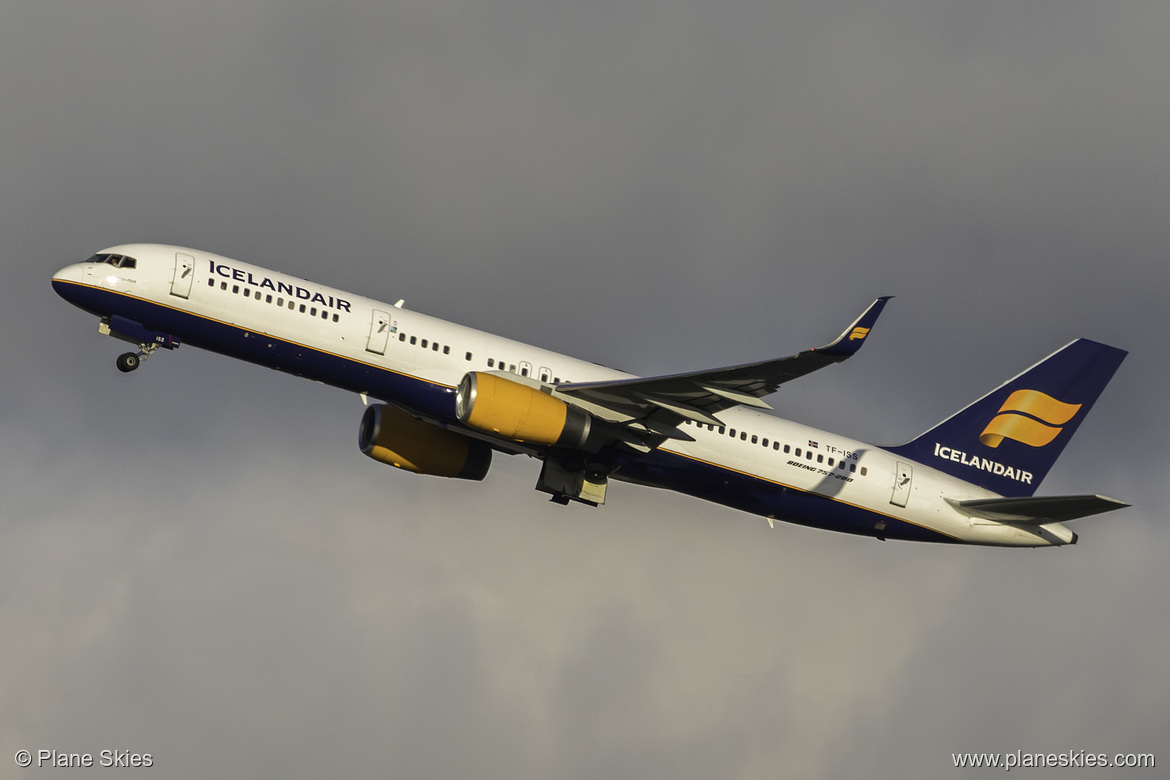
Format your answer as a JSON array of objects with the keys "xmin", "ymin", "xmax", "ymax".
[
  {"xmin": 979, "ymin": 390, "xmax": 1082, "ymax": 448},
  {"xmin": 848, "ymin": 327, "xmax": 869, "ymax": 341}
]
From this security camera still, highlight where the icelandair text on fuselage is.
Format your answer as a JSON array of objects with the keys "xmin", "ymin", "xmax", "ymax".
[
  {"xmin": 934, "ymin": 443, "xmax": 1033, "ymax": 484},
  {"xmin": 209, "ymin": 261, "xmax": 351, "ymax": 313}
]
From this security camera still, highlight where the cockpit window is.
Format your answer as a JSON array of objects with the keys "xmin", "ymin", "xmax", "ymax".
[{"xmin": 83, "ymin": 253, "xmax": 137, "ymax": 269}]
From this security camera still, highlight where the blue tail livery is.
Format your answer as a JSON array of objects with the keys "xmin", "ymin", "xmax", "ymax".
[{"xmin": 887, "ymin": 339, "xmax": 1127, "ymax": 497}]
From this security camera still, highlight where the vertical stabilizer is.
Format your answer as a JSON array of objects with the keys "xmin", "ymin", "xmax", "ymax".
[{"xmin": 886, "ymin": 339, "xmax": 1126, "ymax": 496}]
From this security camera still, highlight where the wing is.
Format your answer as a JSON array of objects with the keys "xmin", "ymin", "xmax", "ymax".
[{"xmin": 555, "ymin": 296, "xmax": 892, "ymax": 449}]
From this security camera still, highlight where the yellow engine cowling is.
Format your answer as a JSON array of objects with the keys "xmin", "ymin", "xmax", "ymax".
[
  {"xmin": 456, "ymin": 372, "xmax": 591, "ymax": 447},
  {"xmin": 359, "ymin": 403, "xmax": 491, "ymax": 480}
]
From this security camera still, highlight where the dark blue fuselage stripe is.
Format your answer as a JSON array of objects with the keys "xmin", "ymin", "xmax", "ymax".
[{"xmin": 58, "ymin": 281, "xmax": 959, "ymax": 543}]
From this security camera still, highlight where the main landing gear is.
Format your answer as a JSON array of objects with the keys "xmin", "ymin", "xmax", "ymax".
[{"xmin": 537, "ymin": 456, "xmax": 611, "ymax": 506}]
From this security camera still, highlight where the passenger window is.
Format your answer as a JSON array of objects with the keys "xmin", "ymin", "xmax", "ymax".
[
  {"xmin": 751, "ymin": 435, "xmax": 758, "ymax": 444},
  {"xmin": 310, "ymin": 307, "xmax": 317, "ymax": 316},
  {"xmin": 443, "ymin": 346, "xmax": 449, "ymax": 355},
  {"xmin": 277, "ymin": 297, "xmax": 284, "ymax": 306},
  {"xmin": 465, "ymin": 352, "xmax": 473, "ymax": 361},
  {"xmin": 860, "ymin": 467, "xmax": 868, "ymax": 476},
  {"xmin": 795, "ymin": 448, "xmax": 801, "ymax": 457},
  {"xmin": 740, "ymin": 432, "xmax": 747, "ymax": 441},
  {"xmin": 509, "ymin": 364, "xmax": 516, "ymax": 372},
  {"xmin": 266, "ymin": 294, "xmax": 273, "ymax": 303},
  {"xmin": 208, "ymin": 278, "xmax": 214, "ymax": 287},
  {"xmin": 806, "ymin": 451, "xmax": 813, "ymax": 460},
  {"xmin": 828, "ymin": 458, "xmax": 834, "ymax": 467},
  {"xmin": 399, "ymin": 333, "xmax": 406, "ymax": 341},
  {"xmin": 333, "ymin": 314, "xmax": 339, "ymax": 322},
  {"xmin": 849, "ymin": 464, "xmax": 856, "ymax": 473},
  {"xmin": 718, "ymin": 427, "xmax": 725, "ymax": 435},
  {"xmin": 487, "ymin": 358, "xmax": 495, "ymax": 367},
  {"xmin": 432, "ymin": 342, "xmax": 439, "ymax": 351},
  {"xmin": 553, "ymin": 377, "xmax": 560, "ymax": 384},
  {"xmin": 221, "ymin": 282, "xmax": 228, "ymax": 290},
  {"xmin": 817, "ymin": 454, "xmax": 823, "ymax": 463},
  {"xmin": 232, "ymin": 285, "xmax": 239, "ymax": 294},
  {"xmin": 299, "ymin": 304, "xmax": 306, "ymax": 313},
  {"xmin": 774, "ymin": 442, "xmax": 780, "ymax": 451},
  {"xmin": 729, "ymin": 429, "xmax": 736, "ymax": 437},
  {"xmin": 288, "ymin": 301, "xmax": 295, "ymax": 310},
  {"xmin": 409, "ymin": 336, "xmax": 417, "ymax": 345},
  {"xmin": 322, "ymin": 310, "xmax": 328, "ymax": 319},
  {"xmin": 521, "ymin": 367, "xmax": 528, "ymax": 376},
  {"xmin": 762, "ymin": 438, "xmax": 768, "ymax": 447}
]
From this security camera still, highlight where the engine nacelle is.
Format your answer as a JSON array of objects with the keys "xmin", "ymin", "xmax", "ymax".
[
  {"xmin": 456, "ymin": 372, "xmax": 591, "ymax": 447},
  {"xmin": 359, "ymin": 404, "xmax": 491, "ymax": 480}
]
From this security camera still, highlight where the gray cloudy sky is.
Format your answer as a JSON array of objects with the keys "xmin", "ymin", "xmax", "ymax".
[{"xmin": 3, "ymin": 1, "xmax": 1167, "ymax": 777}]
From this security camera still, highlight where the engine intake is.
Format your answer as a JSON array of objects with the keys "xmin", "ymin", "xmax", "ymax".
[
  {"xmin": 456, "ymin": 372, "xmax": 590, "ymax": 447},
  {"xmin": 359, "ymin": 404, "xmax": 491, "ymax": 480}
]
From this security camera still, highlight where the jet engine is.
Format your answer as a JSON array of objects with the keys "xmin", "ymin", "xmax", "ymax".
[
  {"xmin": 456, "ymin": 372, "xmax": 591, "ymax": 447},
  {"xmin": 359, "ymin": 403, "xmax": 491, "ymax": 480}
]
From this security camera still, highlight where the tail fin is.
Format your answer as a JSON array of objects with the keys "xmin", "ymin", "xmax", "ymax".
[{"xmin": 886, "ymin": 339, "xmax": 1126, "ymax": 497}]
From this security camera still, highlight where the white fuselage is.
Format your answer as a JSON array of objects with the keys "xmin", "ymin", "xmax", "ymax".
[{"xmin": 52, "ymin": 244, "xmax": 1080, "ymax": 547}]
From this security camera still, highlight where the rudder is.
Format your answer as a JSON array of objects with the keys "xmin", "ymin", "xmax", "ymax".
[{"xmin": 886, "ymin": 339, "xmax": 1126, "ymax": 497}]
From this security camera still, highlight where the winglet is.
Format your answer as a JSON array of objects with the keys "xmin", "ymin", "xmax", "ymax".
[{"xmin": 816, "ymin": 296, "xmax": 893, "ymax": 358}]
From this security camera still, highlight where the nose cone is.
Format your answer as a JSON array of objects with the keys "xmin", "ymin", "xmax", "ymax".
[
  {"xmin": 52, "ymin": 263, "xmax": 81, "ymax": 285},
  {"xmin": 52, "ymin": 263, "xmax": 85, "ymax": 306}
]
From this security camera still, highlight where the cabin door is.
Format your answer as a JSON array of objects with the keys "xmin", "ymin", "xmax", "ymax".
[
  {"xmin": 170, "ymin": 252, "xmax": 195, "ymax": 298},
  {"xmin": 366, "ymin": 309, "xmax": 392, "ymax": 355}
]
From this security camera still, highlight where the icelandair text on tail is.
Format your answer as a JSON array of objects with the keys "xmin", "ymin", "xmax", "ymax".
[
  {"xmin": 952, "ymin": 750, "xmax": 1154, "ymax": 771},
  {"xmin": 933, "ymin": 443, "xmax": 1033, "ymax": 484}
]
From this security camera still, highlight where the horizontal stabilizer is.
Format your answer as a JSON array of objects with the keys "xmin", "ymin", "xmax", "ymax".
[{"xmin": 946, "ymin": 494, "xmax": 1129, "ymax": 524}]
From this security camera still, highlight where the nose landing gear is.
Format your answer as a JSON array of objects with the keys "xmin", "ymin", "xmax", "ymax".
[
  {"xmin": 99, "ymin": 316, "xmax": 177, "ymax": 374},
  {"xmin": 115, "ymin": 342, "xmax": 160, "ymax": 373}
]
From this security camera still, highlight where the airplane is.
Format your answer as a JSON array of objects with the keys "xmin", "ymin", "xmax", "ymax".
[{"xmin": 52, "ymin": 244, "xmax": 1129, "ymax": 547}]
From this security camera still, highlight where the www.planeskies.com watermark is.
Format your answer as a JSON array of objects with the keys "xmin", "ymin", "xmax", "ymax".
[{"xmin": 952, "ymin": 750, "xmax": 1154, "ymax": 771}]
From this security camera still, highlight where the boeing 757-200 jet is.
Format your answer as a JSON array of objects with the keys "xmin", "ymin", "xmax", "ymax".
[{"xmin": 53, "ymin": 245, "xmax": 1128, "ymax": 546}]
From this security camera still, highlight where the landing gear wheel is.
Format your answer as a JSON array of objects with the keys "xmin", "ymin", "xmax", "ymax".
[{"xmin": 116, "ymin": 352, "xmax": 141, "ymax": 373}]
